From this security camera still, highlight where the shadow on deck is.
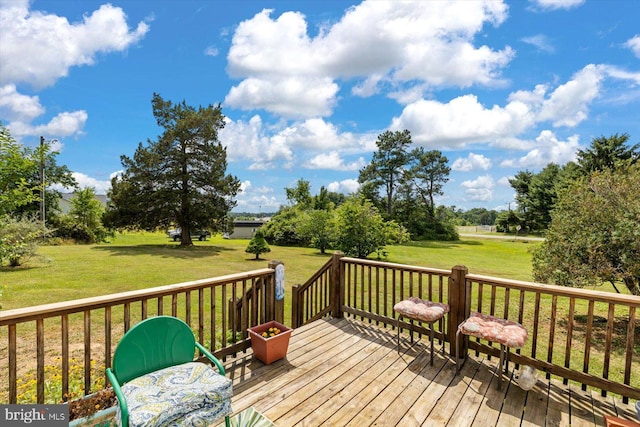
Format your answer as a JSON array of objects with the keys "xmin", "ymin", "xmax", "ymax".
[{"xmin": 220, "ymin": 317, "xmax": 638, "ymax": 426}]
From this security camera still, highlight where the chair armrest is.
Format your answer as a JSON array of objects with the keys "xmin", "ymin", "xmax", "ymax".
[
  {"xmin": 106, "ymin": 367, "xmax": 129, "ymax": 427},
  {"xmin": 195, "ymin": 341, "xmax": 226, "ymax": 376}
]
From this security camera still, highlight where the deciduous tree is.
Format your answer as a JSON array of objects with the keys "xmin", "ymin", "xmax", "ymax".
[
  {"xmin": 532, "ymin": 164, "xmax": 640, "ymax": 295},
  {"xmin": 334, "ymin": 196, "xmax": 407, "ymax": 258},
  {"xmin": 0, "ymin": 122, "xmax": 76, "ymax": 220},
  {"xmin": 298, "ymin": 209, "xmax": 336, "ymax": 254}
]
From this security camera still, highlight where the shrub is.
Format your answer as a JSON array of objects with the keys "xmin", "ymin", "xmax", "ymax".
[
  {"xmin": 245, "ymin": 229, "xmax": 271, "ymax": 260},
  {"xmin": 0, "ymin": 215, "xmax": 49, "ymax": 266}
]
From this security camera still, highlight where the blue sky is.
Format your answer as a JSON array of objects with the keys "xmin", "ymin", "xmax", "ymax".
[{"xmin": 1, "ymin": 0, "xmax": 639, "ymax": 213}]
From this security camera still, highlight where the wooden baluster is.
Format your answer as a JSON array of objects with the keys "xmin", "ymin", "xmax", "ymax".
[
  {"xmin": 622, "ymin": 306, "xmax": 635, "ymax": 404},
  {"xmin": 198, "ymin": 288, "xmax": 204, "ymax": 346},
  {"xmin": 582, "ymin": 300, "xmax": 594, "ymax": 391},
  {"xmin": 83, "ymin": 311, "xmax": 91, "ymax": 396},
  {"xmin": 601, "ymin": 303, "xmax": 615, "ymax": 396},
  {"xmin": 9, "ymin": 324, "xmax": 17, "ymax": 403},
  {"xmin": 61, "ymin": 315, "xmax": 69, "ymax": 402},
  {"xmin": 546, "ymin": 295, "xmax": 558, "ymax": 380},
  {"xmin": 104, "ymin": 307, "xmax": 111, "ymax": 388},
  {"xmin": 564, "ymin": 298, "xmax": 575, "ymax": 385},
  {"xmin": 185, "ymin": 291, "xmax": 192, "ymax": 327},
  {"xmin": 37, "ymin": 319, "xmax": 44, "ymax": 403}
]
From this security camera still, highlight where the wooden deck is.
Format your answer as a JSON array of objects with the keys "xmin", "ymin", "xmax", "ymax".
[{"xmin": 220, "ymin": 317, "xmax": 639, "ymax": 427}]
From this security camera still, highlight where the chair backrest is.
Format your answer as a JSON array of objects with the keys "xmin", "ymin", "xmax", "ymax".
[{"xmin": 110, "ymin": 316, "xmax": 197, "ymax": 384}]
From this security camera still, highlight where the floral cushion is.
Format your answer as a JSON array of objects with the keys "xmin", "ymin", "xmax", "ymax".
[
  {"xmin": 117, "ymin": 361, "xmax": 232, "ymax": 427},
  {"xmin": 394, "ymin": 297, "xmax": 449, "ymax": 322},
  {"xmin": 460, "ymin": 312, "xmax": 527, "ymax": 349}
]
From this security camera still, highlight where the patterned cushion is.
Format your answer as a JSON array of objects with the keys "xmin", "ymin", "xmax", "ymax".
[
  {"xmin": 117, "ymin": 362, "xmax": 232, "ymax": 427},
  {"xmin": 394, "ymin": 297, "xmax": 449, "ymax": 322},
  {"xmin": 460, "ymin": 312, "xmax": 528, "ymax": 349}
]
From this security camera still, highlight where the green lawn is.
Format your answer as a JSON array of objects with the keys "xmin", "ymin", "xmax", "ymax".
[{"xmin": 0, "ymin": 231, "xmax": 543, "ymax": 311}]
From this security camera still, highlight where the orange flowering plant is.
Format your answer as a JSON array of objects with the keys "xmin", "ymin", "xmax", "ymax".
[{"xmin": 261, "ymin": 327, "xmax": 281, "ymax": 338}]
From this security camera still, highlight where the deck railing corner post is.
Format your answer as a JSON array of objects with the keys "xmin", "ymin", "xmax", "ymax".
[
  {"xmin": 448, "ymin": 265, "xmax": 469, "ymax": 359},
  {"xmin": 268, "ymin": 260, "xmax": 285, "ymax": 324},
  {"xmin": 330, "ymin": 251, "xmax": 345, "ymax": 319}
]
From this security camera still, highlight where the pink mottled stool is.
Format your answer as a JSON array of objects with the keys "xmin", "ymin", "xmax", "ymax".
[
  {"xmin": 456, "ymin": 312, "xmax": 528, "ymax": 389},
  {"xmin": 393, "ymin": 297, "xmax": 449, "ymax": 365}
]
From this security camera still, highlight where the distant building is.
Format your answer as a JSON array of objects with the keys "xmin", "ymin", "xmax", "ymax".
[
  {"xmin": 225, "ymin": 220, "xmax": 266, "ymax": 239},
  {"xmin": 58, "ymin": 193, "xmax": 108, "ymax": 214}
]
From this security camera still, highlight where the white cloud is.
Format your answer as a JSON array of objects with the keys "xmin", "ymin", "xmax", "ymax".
[
  {"xmin": 327, "ymin": 179, "xmax": 360, "ymax": 195},
  {"xmin": 303, "ymin": 151, "xmax": 366, "ymax": 171},
  {"xmin": 500, "ymin": 130, "xmax": 580, "ymax": 168},
  {"xmin": 0, "ymin": 2, "xmax": 149, "ymax": 88},
  {"xmin": 233, "ymin": 180, "xmax": 279, "ymax": 211},
  {"xmin": 602, "ymin": 65, "xmax": 640, "ymax": 85},
  {"xmin": 0, "ymin": 84, "xmax": 44, "ymax": 121},
  {"xmin": 451, "ymin": 153, "xmax": 492, "ymax": 172},
  {"xmin": 531, "ymin": 0, "xmax": 585, "ymax": 11},
  {"xmin": 225, "ymin": 1, "xmax": 513, "ymax": 118},
  {"xmin": 220, "ymin": 115, "xmax": 375, "ymax": 170},
  {"xmin": 497, "ymin": 176, "xmax": 512, "ymax": 186},
  {"xmin": 460, "ymin": 174, "xmax": 494, "ymax": 201},
  {"xmin": 390, "ymin": 94, "xmax": 534, "ymax": 148},
  {"xmin": 625, "ymin": 35, "xmax": 640, "ymax": 58},
  {"xmin": 225, "ymin": 76, "xmax": 339, "ymax": 118},
  {"xmin": 537, "ymin": 64, "xmax": 604, "ymax": 127},
  {"xmin": 72, "ymin": 172, "xmax": 111, "ymax": 194},
  {"xmin": 9, "ymin": 110, "xmax": 88, "ymax": 139},
  {"xmin": 521, "ymin": 34, "xmax": 555, "ymax": 53},
  {"xmin": 50, "ymin": 171, "xmax": 111, "ymax": 194},
  {"xmin": 387, "ymin": 63, "xmax": 622, "ymax": 152},
  {"xmin": 204, "ymin": 46, "xmax": 219, "ymax": 56},
  {"xmin": 220, "ymin": 115, "xmax": 294, "ymax": 169}
]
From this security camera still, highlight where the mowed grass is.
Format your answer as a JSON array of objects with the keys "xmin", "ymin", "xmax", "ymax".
[{"xmin": 1, "ymin": 232, "xmax": 542, "ymax": 310}]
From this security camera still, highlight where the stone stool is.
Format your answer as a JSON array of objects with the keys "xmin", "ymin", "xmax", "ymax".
[
  {"xmin": 456, "ymin": 312, "xmax": 528, "ymax": 389},
  {"xmin": 393, "ymin": 297, "xmax": 449, "ymax": 365}
]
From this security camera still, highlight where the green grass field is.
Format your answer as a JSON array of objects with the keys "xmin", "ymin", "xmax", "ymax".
[{"xmin": 0, "ymin": 231, "xmax": 543, "ymax": 311}]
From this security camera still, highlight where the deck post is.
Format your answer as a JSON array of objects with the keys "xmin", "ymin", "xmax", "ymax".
[
  {"xmin": 330, "ymin": 251, "xmax": 345, "ymax": 319},
  {"xmin": 268, "ymin": 260, "xmax": 285, "ymax": 324},
  {"xmin": 448, "ymin": 265, "xmax": 469, "ymax": 359},
  {"xmin": 291, "ymin": 284, "xmax": 301, "ymax": 328}
]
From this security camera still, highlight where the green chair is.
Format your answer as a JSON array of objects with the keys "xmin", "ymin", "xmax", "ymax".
[{"xmin": 106, "ymin": 316, "xmax": 232, "ymax": 427}]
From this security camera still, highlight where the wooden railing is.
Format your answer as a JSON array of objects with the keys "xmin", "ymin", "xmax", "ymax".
[
  {"xmin": 462, "ymin": 272, "xmax": 639, "ymax": 402},
  {"xmin": 291, "ymin": 254, "xmax": 639, "ymax": 402},
  {"xmin": 0, "ymin": 266, "xmax": 279, "ymax": 405}
]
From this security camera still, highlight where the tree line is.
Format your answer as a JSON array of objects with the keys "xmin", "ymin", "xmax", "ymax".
[
  {"xmin": 2, "ymin": 94, "xmax": 638, "ymax": 294},
  {"xmin": 259, "ymin": 129, "xmax": 457, "ymax": 258}
]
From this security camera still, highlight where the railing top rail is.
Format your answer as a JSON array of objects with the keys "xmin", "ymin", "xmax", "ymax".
[
  {"xmin": 466, "ymin": 273, "xmax": 640, "ymax": 306},
  {"xmin": 0, "ymin": 268, "xmax": 275, "ymax": 325},
  {"xmin": 340, "ymin": 256, "xmax": 451, "ymax": 276},
  {"xmin": 296, "ymin": 256, "xmax": 334, "ymax": 292}
]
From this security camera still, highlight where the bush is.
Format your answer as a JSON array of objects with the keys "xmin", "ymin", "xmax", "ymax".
[
  {"xmin": 0, "ymin": 215, "xmax": 50, "ymax": 267},
  {"xmin": 245, "ymin": 230, "xmax": 271, "ymax": 260},
  {"xmin": 52, "ymin": 214, "xmax": 110, "ymax": 244}
]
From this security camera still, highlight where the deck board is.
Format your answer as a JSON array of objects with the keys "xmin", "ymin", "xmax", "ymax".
[{"xmin": 217, "ymin": 318, "xmax": 639, "ymax": 427}]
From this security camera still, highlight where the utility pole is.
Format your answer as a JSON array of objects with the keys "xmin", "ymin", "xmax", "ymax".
[{"xmin": 40, "ymin": 136, "xmax": 45, "ymax": 224}]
